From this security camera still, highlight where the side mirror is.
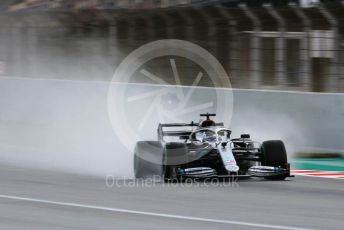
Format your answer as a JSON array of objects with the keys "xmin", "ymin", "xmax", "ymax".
[{"xmin": 241, "ymin": 134, "xmax": 250, "ymax": 139}]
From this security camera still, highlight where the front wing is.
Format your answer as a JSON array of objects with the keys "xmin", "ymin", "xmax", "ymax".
[{"xmin": 175, "ymin": 165, "xmax": 293, "ymax": 179}]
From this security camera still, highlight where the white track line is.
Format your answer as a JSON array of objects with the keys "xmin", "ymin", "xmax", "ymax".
[{"xmin": 0, "ymin": 194, "xmax": 315, "ymax": 230}]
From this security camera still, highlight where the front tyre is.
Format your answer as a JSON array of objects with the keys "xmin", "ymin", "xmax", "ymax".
[{"xmin": 261, "ymin": 140, "xmax": 288, "ymax": 180}]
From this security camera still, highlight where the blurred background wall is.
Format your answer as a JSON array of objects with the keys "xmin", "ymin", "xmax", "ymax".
[
  {"xmin": 0, "ymin": 0, "xmax": 343, "ymax": 174},
  {"xmin": 0, "ymin": 0, "xmax": 343, "ymax": 92}
]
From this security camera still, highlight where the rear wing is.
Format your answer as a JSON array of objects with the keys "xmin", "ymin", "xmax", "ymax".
[{"xmin": 157, "ymin": 122, "xmax": 224, "ymax": 141}]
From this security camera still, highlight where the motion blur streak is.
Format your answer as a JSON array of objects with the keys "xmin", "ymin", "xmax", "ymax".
[
  {"xmin": 0, "ymin": 194, "xmax": 315, "ymax": 230},
  {"xmin": 0, "ymin": 164, "xmax": 343, "ymax": 230}
]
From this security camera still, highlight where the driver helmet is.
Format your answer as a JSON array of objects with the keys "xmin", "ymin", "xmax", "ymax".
[{"xmin": 199, "ymin": 119, "xmax": 216, "ymax": 128}]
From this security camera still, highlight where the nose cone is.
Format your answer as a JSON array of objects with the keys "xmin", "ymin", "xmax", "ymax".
[{"xmin": 226, "ymin": 165, "xmax": 239, "ymax": 172}]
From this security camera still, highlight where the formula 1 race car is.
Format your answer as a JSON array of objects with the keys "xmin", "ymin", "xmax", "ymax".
[{"xmin": 134, "ymin": 113, "xmax": 292, "ymax": 181}]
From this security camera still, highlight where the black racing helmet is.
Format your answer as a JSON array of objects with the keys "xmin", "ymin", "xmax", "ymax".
[
  {"xmin": 199, "ymin": 119, "xmax": 216, "ymax": 128},
  {"xmin": 199, "ymin": 113, "xmax": 216, "ymax": 127}
]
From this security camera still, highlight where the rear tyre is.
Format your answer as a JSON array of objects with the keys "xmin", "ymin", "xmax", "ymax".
[
  {"xmin": 261, "ymin": 140, "xmax": 288, "ymax": 180},
  {"xmin": 134, "ymin": 141, "xmax": 163, "ymax": 179},
  {"xmin": 163, "ymin": 142, "xmax": 188, "ymax": 182}
]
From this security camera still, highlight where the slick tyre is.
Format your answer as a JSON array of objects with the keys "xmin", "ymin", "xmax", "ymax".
[{"xmin": 261, "ymin": 140, "xmax": 288, "ymax": 180}]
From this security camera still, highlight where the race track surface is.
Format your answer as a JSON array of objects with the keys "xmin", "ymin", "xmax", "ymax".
[{"xmin": 0, "ymin": 164, "xmax": 343, "ymax": 230}]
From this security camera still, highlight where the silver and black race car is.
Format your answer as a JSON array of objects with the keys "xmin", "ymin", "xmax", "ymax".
[{"xmin": 134, "ymin": 113, "xmax": 292, "ymax": 181}]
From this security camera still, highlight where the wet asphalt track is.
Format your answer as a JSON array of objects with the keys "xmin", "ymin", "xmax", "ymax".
[{"xmin": 0, "ymin": 164, "xmax": 343, "ymax": 230}]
